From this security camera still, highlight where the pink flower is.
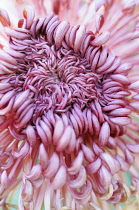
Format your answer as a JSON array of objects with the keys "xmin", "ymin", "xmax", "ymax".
[{"xmin": 0, "ymin": 0, "xmax": 139, "ymax": 209}]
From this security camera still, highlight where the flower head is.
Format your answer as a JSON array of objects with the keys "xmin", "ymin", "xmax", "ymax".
[{"xmin": 0, "ymin": 0, "xmax": 139, "ymax": 209}]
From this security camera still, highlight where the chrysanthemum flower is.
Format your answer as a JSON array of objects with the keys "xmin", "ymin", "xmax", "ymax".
[{"xmin": 0, "ymin": 0, "xmax": 139, "ymax": 209}]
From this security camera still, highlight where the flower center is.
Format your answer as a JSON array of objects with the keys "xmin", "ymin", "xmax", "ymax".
[{"xmin": 0, "ymin": 13, "xmax": 132, "ymax": 149}]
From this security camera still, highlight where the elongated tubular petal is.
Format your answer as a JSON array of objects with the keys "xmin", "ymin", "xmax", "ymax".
[
  {"xmin": 68, "ymin": 180, "xmax": 92, "ymax": 200},
  {"xmin": 5, "ymin": 27, "xmax": 30, "ymax": 39},
  {"xmin": 23, "ymin": 6, "xmax": 35, "ymax": 29},
  {"xmin": 86, "ymin": 158, "xmax": 101, "ymax": 174},
  {"xmin": 115, "ymin": 63, "xmax": 133, "ymax": 74},
  {"xmin": 110, "ymin": 117, "xmax": 131, "ymax": 126},
  {"xmin": 53, "ymin": 119, "xmax": 64, "ymax": 145},
  {"xmin": 54, "ymin": 21, "xmax": 70, "ymax": 47},
  {"xmin": 13, "ymin": 141, "xmax": 30, "ymax": 159},
  {"xmin": 44, "ymin": 152, "xmax": 59, "ymax": 178},
  {"xmin": 4, "ymin": 47, "xmax": 25, "ymax": 58},
  {"xmin": 40, "ymin": 120, "xmax": 52, "ymax": 144},
  {"xmin": 0, "ymin": 8, "xmax": 10, "ymax": 26},
  {"xmin": 15, "ymin": 106, "xmax": 34, "ymax": 129},
  {"xmin": 36, "ymin": 123, "xmax": 48, "ymax": 146},
  {"xmin": 25, "ymin": 164, "xmax": 42, "ymax": 180},
  {"xmin": 111, "ymin": 74, "xmax": 130, "ymax": 86},
  {"xmin": 0, "ymin": 90, "xmax": 15, "ymax": 108},
  {"xmin": 56, "ymin": 125, "xmax": 73, "ymax": 151},
  {"xmin": 81, "ymin": 144, "xmax": 95, "ymax": 162},
  {"xmin": 98, "ymin": 166, "xmax": 112, "ymax": 189},
  {"xmin": 100, "ymin": 153, "xmax": 120, "ymax": 174},
  {"xmin": 91, "ymin": 32, "xmax": 110, "ymax": 46},
  {"xmin": 98, "ymin": 122, "xmax": 110, "ymax": 146},
  {"xmin": 13, "ymin": 89, "xmax": 30, "ymax": 110},
  {"xmin": 0, "ymin": 83, "xmax": 11, "ymax": 90},
  {"xmin": 52, "ymin": 165, "xmax": 67, "ymax": 190},
  {"xmin": 66, "ymin": 129, "xmax": 76, "ymax": 153},
  {"xmin": 0, "ymin": 50, "xmax": 17, "ymax": 65},
  {"xmin": 0, "ymin": 63, "xmax": 13, "ymax": 74},
  {"xmin": 126, "ymin": 144, "xmax": 139, "ymax": 153},
  {"xmin": 26, "ymin": 124, "xmax": 37, "ymax": 146},
  {"xmin": 68, "ymin": 151, "xmax": 84, "ymax": 175},
  {"xmin": 39, "ymin": 143, "xmax": 49, "ymax": 169},
  {"xmin": 68, "ymin": 166, "xmax": 86, "ymax": 188},
  {"xmin": 109, "ymin": 108, "xmax": 131, "ymax": 117},
  {"xmin": 0, "ymin": 97, "xmax": 14, "ymax": 115},
  {"xmin": 74, "ymin": 25, "xmax": 86, "ymax": 53}
]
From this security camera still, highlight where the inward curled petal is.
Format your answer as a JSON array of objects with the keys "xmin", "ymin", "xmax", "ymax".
[
  {"xmin": 68, "ymin": 166, "xmax": 87, "ymax": 188},
  {"xmin": 52, "ymin": 165, "xmax": 67, "ymax": 190},
  {"xmin": 91, "ymin": 32, "xmax": 110, "ymax": 46},
  {"xmin": 44, "ymin": 152, "xmax": 59, "ymax": 178},
  {"xmin": 98, "ymin": 122, "xmax": 110, "ymax": 146},
  {"xmin": 25, "ymin": 163, "xmax": 42, "ymax": 181},
  {"xmin": 68, "ymin": 150, "xmax": 84, "ymax": 175},
  {"xmin": 110, "ymin": 117, "xmax": 131, "ymax": 126}
]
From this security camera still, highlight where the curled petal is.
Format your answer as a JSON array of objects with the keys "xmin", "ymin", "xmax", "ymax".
[
  {"xmin": 98, "ymin": 166, "xmax": 112, "ymax": 189},
  {"xmin": 39, "ymin": 143, "xmax": 49, "ymax": 169},
  {"xmin": 66, "ymin": 129, "xmax": 76, "ymax": 153},
  {"xmin": 68, "ymin": 166, "xmax": 86, "ymax": 188},
  {"xmin": 68, "ymin": 151, "xmax": 84, "ymax": 175},
  {"xmin": 115, "ymin": 63, "xmax": 133, "ymax": 74},
  {"xmin": 25, "ymin": 164, "xmax": 42, "ymax": 181},
  {"xmin": 68, "ymin": 180, "xmax": 92, "ymax": 200},
  {"xmin": 86, "ymin": 158, "xmax": 101, "ymax": 174},
  {"xmin": 0, "ymin": 50, "xmax": 17, "ymax": 65},
  {"xmin": 109, "ymin": 108, "xmax": 131, "ymax": 117},
  {"xmin": 52, "ymin": 165, "xmax": 67, "ymax": 190},
  {"xmin": 53, "ymin": 119, "xmax": 64, "ymax": 145},
  {"xmin": 110, "ymin": 117, "xmax": 131, "ymax": 126},
  {"xmin": 74, "ymin": 25, "xmax": 86, "ymax": 53},
  {"xmin": 91, "ymin": 32, "xmax": 110, "ymax": 46},
  {"xmin": 15, "ymin": 106, "xmax": 34, "ymax": 129},
  {"xmin": 0, "ymin": 90, "xmax": 15, "ymax": 108},
  {"xmin": 81, "ymin": 144, "xmax": 95, "ymax": 162},
  {"xmin": 13, "ymin": 141, "xmax": 30, "ymax": 159},
  {"xmin": 98, "ymin": 122, "xmax": 110, "ymax": 146},
  {"xmin": 44, "ymin": 152, "xmax": 59, "ymax": 178},
  {"xmin": 54, "ymin": 21, "xmax": 70, "ymax": 47},
  {"xmin": 40, "ymin": 120, "xmax": 52, "ymax": 144},
  {"xmin": 5, "ymin": 27, "xmax": 30, "ymax": 39},
  {"xmin": 13, "ymin": 89, "xmax": 30, "ymax": 110},
  {"xmin": 26, "ymin": 125, "xmax": 37, "ymax": 147},
  {"xmin": 111, "ymin": 74, "xmax": 130, "ymax": 86},
  {"xmin": 56, "ymin": 125, "xmax": 73, "ymax": 151},
  {"xmin": 100, "ymin": 153, "xmax": 120, "ymax": 174}
]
